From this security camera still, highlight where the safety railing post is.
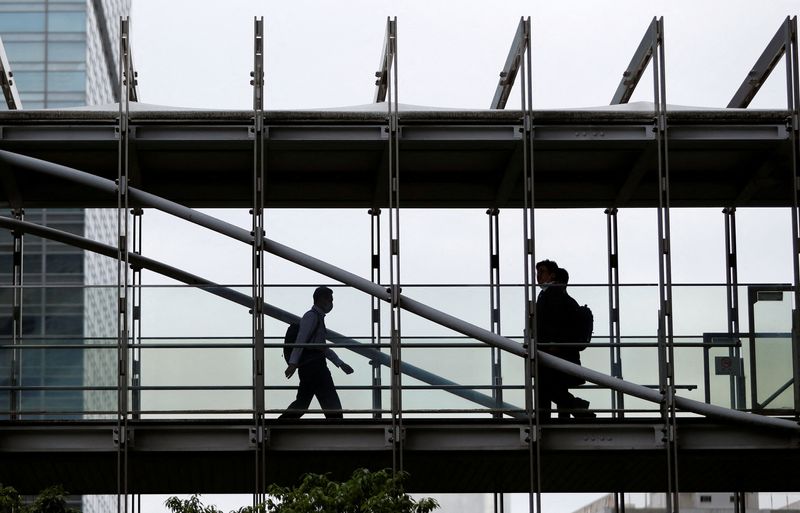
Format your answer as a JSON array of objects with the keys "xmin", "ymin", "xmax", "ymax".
[
  {"xmin": 605, "ymin": 208, "xmax": 624, "ymax": 417},
  {"xmin": 250, "ymin": 16, "xmax": 267, "ymax": 506}
]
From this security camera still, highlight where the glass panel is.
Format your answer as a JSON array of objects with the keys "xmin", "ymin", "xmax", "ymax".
[
  {"xmin": 12, "ymin": 70, "xmax": 45, "ymax": 92},
  {"xmin": 47, "ymin": 11, "xmax": 85, "ymax": 32},
  {"xmin": 45, "ymin": 253, "xmax": 83, "ymax": 273},
  {"xmin": 752, "ymin": 290, "xmax": 794, "ymax": 410},
  {"xmin": 47, "ymin": 41, "xmax": 85, "ymax": 62},
  {"xmin": 46, "ymin": 70, "xmax": 85, "ymax": 92},
  {"xmin": 0, "ymin": 12, "xmax": 45, "ymax": 32},
  {"xmin": 3, "ymin": 41, "xmax": 45, "ymax": 61}
]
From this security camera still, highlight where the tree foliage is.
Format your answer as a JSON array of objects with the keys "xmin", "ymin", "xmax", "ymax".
[
  {"xmin": 0, "ymin": 485, "xmax": 79, "ymax": 513},
  {"xmin": 164, "ymin": 469, "xmax": 438, "ymax": 513},
  {"xmin": 264, "ymin": 468, "xmax": 438, "ymax": 513}
]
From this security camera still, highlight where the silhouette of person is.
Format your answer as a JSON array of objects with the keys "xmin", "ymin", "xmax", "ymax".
[
  {"xmin": 535, "ymin": 260, "xmax": 594, "ymax": 420},
  {"xmin": 280, "ymin": 286, "xmax": 353, "ymax": 419}
]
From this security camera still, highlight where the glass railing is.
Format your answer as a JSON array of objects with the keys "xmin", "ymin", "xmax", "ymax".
[{"xmin": 0, "ymin": 283, "xmax": 796, "ymax": 420}]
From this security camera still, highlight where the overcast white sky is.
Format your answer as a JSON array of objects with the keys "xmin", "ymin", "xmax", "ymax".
[{"xmin": 126, "ymin": 1, "xmax": 799, "ymax": 512}]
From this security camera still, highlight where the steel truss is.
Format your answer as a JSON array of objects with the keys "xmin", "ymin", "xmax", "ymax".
[{"xmin": 1, "ymin": 14, "xmax": 800, "ymax": 513}]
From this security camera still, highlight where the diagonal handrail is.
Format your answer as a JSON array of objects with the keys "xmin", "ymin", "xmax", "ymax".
[
  {"xmin": 1, "ymin": 149, "xmax": 799, "ymax": 431},
  {"xmin": 0, "ymin": 215, "xmax": 525, "ymax": 418}
]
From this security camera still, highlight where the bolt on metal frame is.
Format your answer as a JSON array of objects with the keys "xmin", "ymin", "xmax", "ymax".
[{"xmin": 250, "ymin": 16, "xmax": 268, "ymax": 505}]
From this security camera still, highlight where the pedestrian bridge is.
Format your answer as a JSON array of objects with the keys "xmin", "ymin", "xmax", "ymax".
[{"xmin": 2, "ymin": 79, "xmax": 800, "ymax": 503}]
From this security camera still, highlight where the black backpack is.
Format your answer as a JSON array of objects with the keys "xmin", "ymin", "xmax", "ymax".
[
  {"xmin": 283, "ymin": 313, "xmax": 321, "ymax": 363},
  {"xmin": 283, "ymin": 323, "xmax": 301, "ymax": 363},
  {"xmin": 573, "ymin": 304, "xmax": 593, "ymax": 351}
]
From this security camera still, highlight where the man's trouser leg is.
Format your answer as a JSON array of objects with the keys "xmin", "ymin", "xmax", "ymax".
[
  {"xmin": 279, "ymin": 361, "xmax": 318, "ymax": 419},
  {"xmin": 314, "ymin": 364, "xmax": 344, "ymax": 419}
]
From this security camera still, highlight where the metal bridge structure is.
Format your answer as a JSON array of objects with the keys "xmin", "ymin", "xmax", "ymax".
[{"xmin": 1, "ymin": 14, "xmax": 800, "ymax": 513}]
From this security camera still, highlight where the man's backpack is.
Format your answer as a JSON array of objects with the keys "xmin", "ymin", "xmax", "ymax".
[
  {"xmin": 283, "ymin": 323, "xmax": 301, "ymax": 363},
  {"xmin": 573, "ymin": 304, "xmax": 594, "ymax": 351},
  {"xmin": 283, "ymin": 313, "xmax": 322, "ymax": 363}
]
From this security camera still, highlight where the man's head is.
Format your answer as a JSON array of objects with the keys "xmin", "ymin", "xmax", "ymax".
[
  {"xmin": 313, "ymin": 286, "xmax": 334, "ymax": 313},
  {"xmin": 554, "ymin": 267, "xmax": 569, "ymax": 285},
  {"xmin": 535, "ymin": 259, "xmax": 558, "ymax": 284}
]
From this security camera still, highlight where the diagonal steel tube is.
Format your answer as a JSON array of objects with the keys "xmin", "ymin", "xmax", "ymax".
[
  {"xmin": 0, "ymin": 215, "xmax": 524, "ymax": 418},
  {"xmin": 1, "ymin": 149, "xmax": 799, "ymax": 431}
]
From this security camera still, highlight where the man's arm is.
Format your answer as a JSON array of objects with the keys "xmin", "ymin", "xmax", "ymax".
[{"xmin": 324, "ymin": 348, "xmax": 353, "ymax": 374}]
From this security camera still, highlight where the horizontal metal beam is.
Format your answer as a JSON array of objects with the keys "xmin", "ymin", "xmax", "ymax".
[
  {"xmin": 728, "ymin": 17, "xmax": 790, "ymax": 108},
  {"xmin": 1, "ymin": 421, "xmax": 799, "ymax": 493},
  {"xmin": 610, "ymin": 17, "xmax": 659, "ymax": 105}
]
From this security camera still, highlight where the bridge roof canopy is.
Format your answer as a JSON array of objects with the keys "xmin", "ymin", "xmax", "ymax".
[{"xmin": 0, "ymin": 102, "xmax": 793, "ymax": 209}]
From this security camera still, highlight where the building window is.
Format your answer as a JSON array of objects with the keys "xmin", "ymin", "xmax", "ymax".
[
  {"xmin": 4, "ymin": 41, "xmax": 45, "ymax": 62},
  {"xmin": 0, "ymin": 13, "xmax": 46, "ymax": 33},
  {"xmin": 46, "ymin": 70, "xmax": 85, "ymax": 92},
  {"xmin": 700, "ymin": 496, "xmax": 712, "ymax": 503},
  {"xmin": 47, "ymin": 11, "xmax": 86, "ymax": 33},
  {"xmin": 13, "ymin": 71, "xmax": 46, "ymax": 92},
  {"xmin": 47, "ymin": 42, "xmax": 86, "ymax": 62}
]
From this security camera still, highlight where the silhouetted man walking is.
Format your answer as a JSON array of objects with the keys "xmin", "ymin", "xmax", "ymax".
[{"xmin": 280, "ymin": 286, "xmax": 353, "ymax": 419}]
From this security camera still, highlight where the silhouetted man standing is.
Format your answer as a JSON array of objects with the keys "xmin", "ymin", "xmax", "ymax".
[
  {"xmin": 280, "ymin": 286, "xmax": 353, "ymax": 419},
  {"xmin": 535, "ymin": 260, "xmax": 594, "ymax": 419}
]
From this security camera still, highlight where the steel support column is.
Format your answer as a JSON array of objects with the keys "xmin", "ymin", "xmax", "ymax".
[
  {"xmin": 115, "ymin": 16, "xmax": 134, "ymax": 513},
  {"xmin": 131, "ymin": 208, "xmax": 143, "ymax": 420},
  {"xmin": 369, "ymin": 208, "xmax": 383, "ymax": 418},
  {"xmin": 488, "ymin": 208, "xmax": 503, "ymax": 417},
  {"xmin": 380, "ymin": 17, "xmax": 403, "ymax": 475},
  {"xmin": 250, "ymin": 16, "xmax": 267, "ymax": 505},
  {"xmin": 512, "ymin": 16, "xmax": 541, "ymax": 513},
  {"xmin": 488, "ymin": 207, "xmax": 504, "ymax": 513},
  {"xmin": 605, "ymin": 208, "xmax": 624, "ymax": 417},
  {"xmin": 8, "ymin": 208, "xmax": 22, "ymax": 419},
  {"xmin": 723, "ymin": 208, "xmax": 744, "ymax": 409},
  {"xmin": 651, "ymin": 17, "xmax": 680, "ymax": 513},
  {"xmin": 785, "ymin": 16, "xmax": 800, "ymax": 422}
]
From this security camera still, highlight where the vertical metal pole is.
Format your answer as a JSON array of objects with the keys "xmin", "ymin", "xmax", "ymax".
[
  {"xmin": 488, "ymin": 208, "xmax": 503, "ymax": 417},
  {"xmin": 250, "ymin": 16, "xmax": 267, "ymax": 507},
  {"xmin": 9, "ymin": 208, "xmax": 23, "ymax": 420},
  {"xmin": 494, "ymin": 492, "xmax": 505, "ymax": 513},
  {"xmin": 131, "ymin": 208, "xmax": 142, "ymax": 420},
  {"xmin": 516, "ymin": 17, "xmax": 540, "ymax": 513},
  {"xmin": 652, "ymin": 17, "xmax": 679, "ymax": 513},
  {"xmin": 116, "ymin": 16, "xmax": 133, "ymax": 513},
  {"xmin": 605, "ymin": 208, "xmax": 624, "ymax": 417},
  {"xmin": 723, "ymin": 208, "xmax": 743, "ymax": 409},
  {"xmin": 784, "ymin": 16, "xmax": 800, "ymax": 421},
  {"xmin": 614, "ymin": 493, "xmax": 626, "ymax": 513},
  {"xmin": 385, "ymin": 16, "xmax": 403, "ymax": 476},
  {"xmin": 488, "ymin": 207, "xmax": 503, "ymax": 512},
  {"xmin": 369, "ymin": 208, "xmax": 383, "ymax": 418}
]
